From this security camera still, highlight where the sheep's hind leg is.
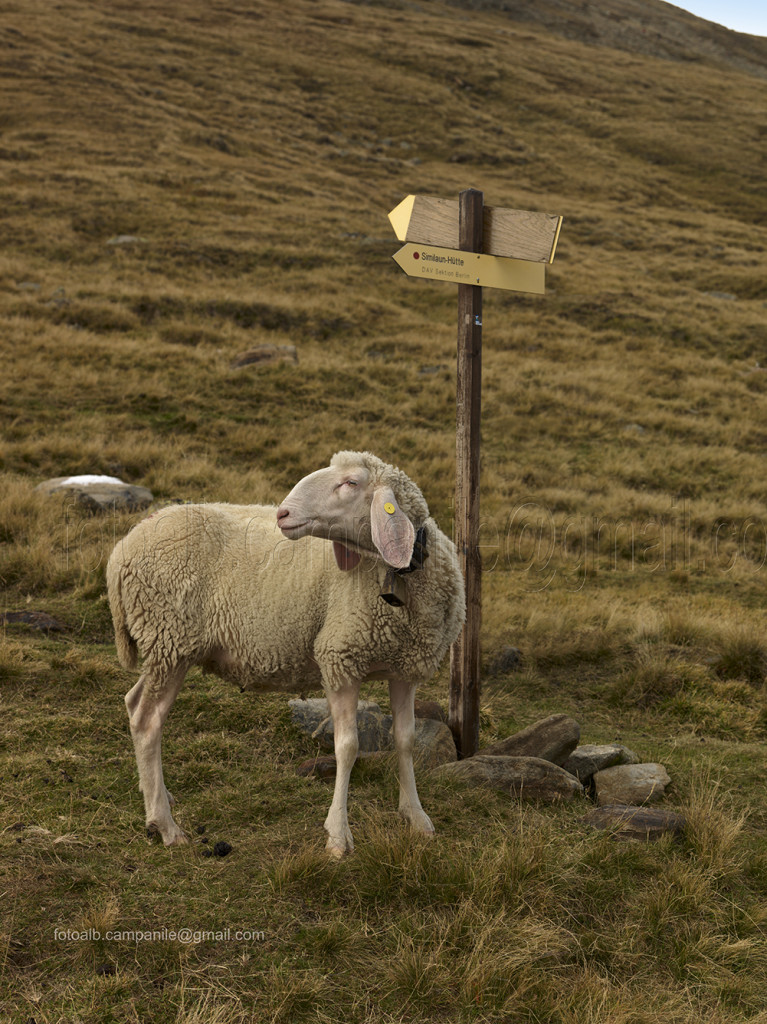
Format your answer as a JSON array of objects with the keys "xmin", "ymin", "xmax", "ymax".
[
  {"xmin": 389, "ymin": 677, "xmax": 434, "ymax": 836},
  {"xmin": 323, "ymin": 683, "xmax": 360, "ymax": 857},
  {"xmin": 125, "ymin": 665, "xmax": 187, "ymax": 846}
]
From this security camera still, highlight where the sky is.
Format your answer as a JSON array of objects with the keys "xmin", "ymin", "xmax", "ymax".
[{"xmin": 672, "ymin": 1, "xmax": 767, "ymax": 36}]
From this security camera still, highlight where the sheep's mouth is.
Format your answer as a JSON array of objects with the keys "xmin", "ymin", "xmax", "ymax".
[{"xmin": 279, "ymin": 521, "xmax": 309, "ymax": 535}]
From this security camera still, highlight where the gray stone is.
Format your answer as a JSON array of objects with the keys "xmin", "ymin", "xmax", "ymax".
[
  {"xmin": 289, "ymin": 698, "xmax": 392, "ymax": 754},
  {"xmin": 313, "ymin": 702, "xmax": 391, "ymax": 754},
  {"xmin": 375, "ymin": 716, "xmax": 457, "ymax": 766},
  {"xmin": 1, "ymin": 611, "xmax": 66, "ymax": 632},
  {"xmin": 107, "ymin": 235, "xmax": 147, "ymax": 245},
  {"xmin": 593, "ymin": 763, "xmax": 671, "ymax": 807},
  {"xmin": 410, "ymin": 718, "xmax": 457, "ymax": 767},
  {"xmin": 35, "ymin": 475, "xmax": 153, "ymax": 513},
  {"xmin": 230, "ymin": 345, "xmax": 298, "ymax": 370},
  {"xmin": 288, "ymin": 697, "xmax": 456, "ymax": 763},
  {"xmin": 562, "ymin": 744, "xmax": 640, "ymax": 783},
  {"xmin": 584, "ymin": 805, "xmax": 686, "ymax": 842},
  {"xmin": 480, "ymin": 714, "xmax": 580, "ymax": 766},
  {"xmin": 296, "ymin": 718, "xmax": 456, "ymax": 779},
  {"xmin": 486, "ymin": 645, "xmax": 523, "ymax": 675},
  {"xmin": 354, "ymin": 718, "xmax": 457, "ymax": 770},
  {"xmin": 288, "ymin": 697, "xmax": 332, "ymax": 736},
  {"xmin": 413, "ymin": 699, "xmax": 447, "ymax": 724},
  {"xmin": 432, "ymin": 755, "xmax": 583, "ymax": 803}
]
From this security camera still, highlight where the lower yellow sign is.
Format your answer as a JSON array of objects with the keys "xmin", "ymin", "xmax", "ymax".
[{"xmin": 392, "ymin": 244, "xmax": 545, "ymax": 294}]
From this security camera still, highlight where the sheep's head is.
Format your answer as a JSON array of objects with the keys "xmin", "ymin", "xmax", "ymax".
[{"xmin": 277, "ymin": 451, "xmax": 429, "ymax": 571}]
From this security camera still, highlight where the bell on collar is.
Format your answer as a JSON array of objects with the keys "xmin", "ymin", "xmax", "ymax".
[{"xmin": 380, "ymin": 568, "xmax": 408, "ymax": 607}]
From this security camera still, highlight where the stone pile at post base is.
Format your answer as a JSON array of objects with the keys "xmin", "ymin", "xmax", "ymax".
[{"xmin": 289, "ymin": 701, "xmax": 682, "ymax": 841}]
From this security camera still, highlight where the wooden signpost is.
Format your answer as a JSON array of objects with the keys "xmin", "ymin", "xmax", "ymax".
[
  {"xmin": 389, "ymin": 194, "xmax": 562, "ymax": 263},
  {"xmin": 388, "ymin": 189, "xmax": 563, "ymax": 758},
  {"xmin": 391, "ymin": 244, "xmax": 545, "ymax": 293}
]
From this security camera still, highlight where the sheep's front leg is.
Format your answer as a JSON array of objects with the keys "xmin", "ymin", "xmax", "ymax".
[
  {"xmin": 389, "ymin": 677, "xmax": 434, "ymax": 836},
  {"xmin": 125, "ymin": 665, "xmax": 187, "ymax": 846},
  {"xmin": 323, "ymin": 684, "xmax": 360, "ymax": 857}
]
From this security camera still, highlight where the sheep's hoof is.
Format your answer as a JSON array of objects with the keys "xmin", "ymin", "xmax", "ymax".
[
  {"xmin": 147, "ymin": 821, "xmax": 188, "ymax": 846},
  {"xmin": 400, "ymin": 807, "xmax": 435, "ymax": 835},
  {"xmin": 323, "ymin": 814, "xmax": 354, "ymax": 857},
  {"xmin": 146, "ymin": 824, "xmax": 163, "ymax": 842},
  {"xmin": 324, "ymin": 826, "xmax": 354, "ymax": 858},
  {"xmin": 325, "ymin": 839, "xmax": 353, "ymax": 859},
  {"xmin": 164, "ymin": 829, "xmax": 189, "ymax": 847}
]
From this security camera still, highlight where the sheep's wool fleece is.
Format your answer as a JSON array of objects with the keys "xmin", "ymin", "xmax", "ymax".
[{"xmin": 107, "ymin": 471, "xmax": 465, "ymax": 696}]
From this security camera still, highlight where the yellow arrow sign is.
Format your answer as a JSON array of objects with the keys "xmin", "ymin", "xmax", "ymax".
[
  {"xmin": 389, "ymin": 194, "xmax": 562, "ymax": 264},
  {"xmin": 392, "ymin": 243, "xmax": 545, "ymax": 294}
]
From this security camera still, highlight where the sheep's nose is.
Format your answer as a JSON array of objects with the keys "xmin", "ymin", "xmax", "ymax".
[{"xmin": 276, "ymin": 506, "xmax": 290, "ymax": 523}]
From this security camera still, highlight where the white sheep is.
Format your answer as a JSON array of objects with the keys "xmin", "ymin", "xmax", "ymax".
[{"xmin": 106, "ymin": 450, "xmax": 465, "ymax": 856}]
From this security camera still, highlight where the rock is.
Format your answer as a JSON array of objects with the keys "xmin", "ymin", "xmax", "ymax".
[
  {"xmin": 480, "ymin": 714, "xmax": 580, "ymax": 766},
  {"xmin": 107, "ymin": 235, "xmax": 147, "ymax": 245},
  {"xmin": 409, "ymin": 718, "xmax": 457, "ymax": 767},
  {"xmin": 593, "ymin": 763, "xmax": 671, "ymax": 807},
  {"xmin": 584, "ymin": 805, "xmax": 686, "ymax": 842},
  {"xmin": 372, "ymin": 716, "xmax": 457, "ymax": 766},
  {"xmin": 413, "ymin": 699, "xmax": 447, "ymax": 724},
  {"xmin": 562, "ymin": 744, "xmax": 640, "ymax": 783},
  {"xmin": 60, "ymin": 474, "xmax": 125, "ymax": 485},
  {"xmin": 288, "ymin": 697, "xmax": 332, "ymax": 736},
  {"xmin": 1, "ymin": 611, "xmax": 66, "ymax": 632},
  {"xmin": 432, "ymin": 755, "xmax": 583, "ymax": 803},
  {"xmin": 486, "ymin": 646, "xmax": 523, "ymax": 675},
  {"xmin": 230, "ymin": 345, "xmax": 298, "ymax": 370},
  {"xmin": 312, "ymin": 702, "xmax": 391, "ymax": 754},
  {"xmin": 289, "ymin": 698, "xmax": 392, "ymax": 754},
  {"xmin": 35, "ymin": 475, "xmax": 153, "ymax": 513},
  {"xmin": 288, "ymin": 697, "xmax": 455, "ymax": 764},
  {"xmin": 296, "ymin": 756, "xmax": 337, "ymax": 780}
]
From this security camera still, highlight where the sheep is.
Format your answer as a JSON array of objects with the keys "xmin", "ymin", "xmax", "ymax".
[{"xmin": 106, "ymin": 450, "xmax": 465, "ymax": 856}]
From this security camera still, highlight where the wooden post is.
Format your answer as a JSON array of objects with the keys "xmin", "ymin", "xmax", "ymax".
[{"xmin": 449, "ymin": 188, "xmax": 483, "ymax": 759}]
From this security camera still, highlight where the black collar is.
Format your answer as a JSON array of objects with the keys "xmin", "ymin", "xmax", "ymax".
[
  {"xmin": 398, "ymin": 524, "xmax": 428, "ymax": 574},
  {"xmin": 380, "ymin": 525, "xmax": 428, "ymax": 606}
]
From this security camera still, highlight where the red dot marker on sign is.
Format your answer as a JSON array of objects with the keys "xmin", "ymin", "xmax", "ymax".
[{"xmin": 413, "ymin": 251, "xmax": 420, "ymax": 260}]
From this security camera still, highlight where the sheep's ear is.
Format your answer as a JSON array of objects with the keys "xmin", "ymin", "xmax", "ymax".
[{"xmin": 370, "ymin": 487, "xmax": 415, "ymax": 569}]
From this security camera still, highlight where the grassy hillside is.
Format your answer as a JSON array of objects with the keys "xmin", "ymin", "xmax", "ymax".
[
  {"xmin": 443, "ymin": 0, "xmax": 767, "ymax": 78},
  {"xmin": 1, "ymin": 1, "xmax": 766, "ymax": 1021}
]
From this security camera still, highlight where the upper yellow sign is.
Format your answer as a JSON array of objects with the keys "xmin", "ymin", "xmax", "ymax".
[
  {"xmin": 388, "ymin": 194, "xmax": 562, "ymax": 264},
  {"xmin": 392, "ymin": 244, "xmax": 546, "ymax": 294}
]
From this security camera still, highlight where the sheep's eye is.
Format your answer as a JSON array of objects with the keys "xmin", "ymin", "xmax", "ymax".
[{"xmin": 335, "ymin": 479, "xmax": 358, "ymax": 492}]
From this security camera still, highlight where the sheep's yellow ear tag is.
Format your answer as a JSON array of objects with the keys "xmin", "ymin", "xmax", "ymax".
[{"xmin": 384, "ymin": 502, "xmax": 396, "ymax": 515}]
